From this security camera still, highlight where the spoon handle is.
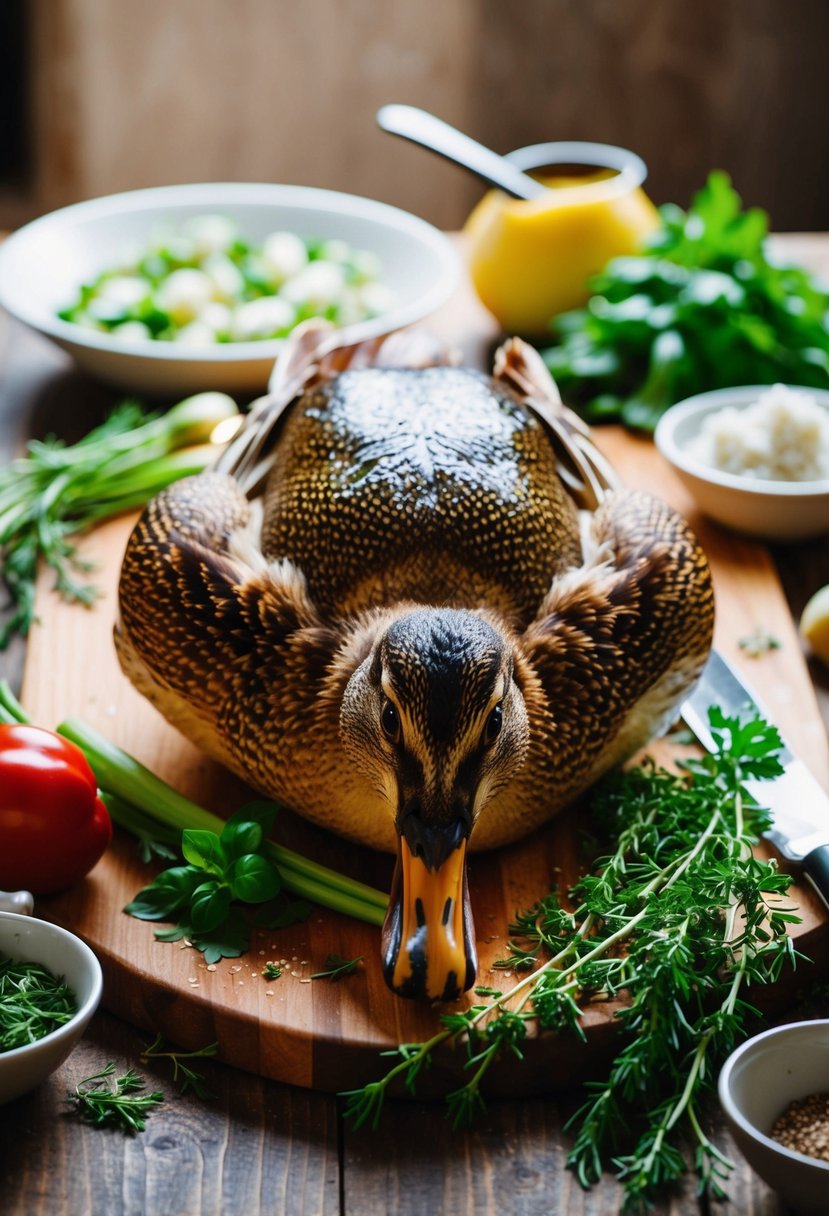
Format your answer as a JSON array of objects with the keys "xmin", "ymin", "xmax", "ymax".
[{"xmin": 376, "ymin": 104, "xmax": 547, "ymax": 202}]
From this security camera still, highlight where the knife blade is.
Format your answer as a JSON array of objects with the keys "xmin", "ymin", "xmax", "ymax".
[{"xmin": 681, "ymin": 648, "xmax": 829, "ymax": 911}]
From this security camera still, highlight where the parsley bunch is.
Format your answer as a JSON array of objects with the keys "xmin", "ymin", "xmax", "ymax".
[
  {"xmin": 541, "ymin": 171, "xmax": 829, "ymax": 431},
  {"xmin": 343, "ymin": 709, "xmax": 802, "ymax": 1212}
]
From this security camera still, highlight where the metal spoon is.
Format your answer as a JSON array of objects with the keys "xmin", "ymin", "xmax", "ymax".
[{"xmin": 376, "ymin": 104, "xmax": 548, "ymax": 202}]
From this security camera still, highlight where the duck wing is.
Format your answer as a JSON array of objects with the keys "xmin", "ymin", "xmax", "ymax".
[
  {"xmin": 115, "ymin": 470, "xmax": 341, "ymax": 791},
  {"xmin": 472, "ymin": 488, "xmax": 714, "ymax": 851}
]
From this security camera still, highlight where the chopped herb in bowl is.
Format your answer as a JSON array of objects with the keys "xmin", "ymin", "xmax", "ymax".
[{"xmin": 0, "ymin": 954, "xmax": 77, "ymax": 1052}]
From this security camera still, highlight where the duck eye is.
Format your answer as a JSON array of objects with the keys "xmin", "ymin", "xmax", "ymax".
[
  {"xmin": 381, "ymin": 699, "xmax": 401, "ymax": 743},
  {"xmin": 484, "ymin": 702, "xmax": 503, "ymax": 746}
]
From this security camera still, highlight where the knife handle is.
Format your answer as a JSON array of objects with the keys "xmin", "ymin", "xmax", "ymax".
[{"xmin": 803, "ymin": 845, "xmax": 829, "ymax": 914}]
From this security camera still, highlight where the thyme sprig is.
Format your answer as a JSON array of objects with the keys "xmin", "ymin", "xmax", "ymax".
[
  {"xmin": 140, "ymin": 1035, "xmax": 218, "ymax": 1100},
  {"xmin": 66, "ymin": 1064, "xmax": 164, "ymax": 1134},
  {"xmin": 311, "ymin": 953, "xmax": 364, "ymax": 981},
  {"xmin": 343, "ymin": 708, "xmax": 804, "ymax": 1211}
]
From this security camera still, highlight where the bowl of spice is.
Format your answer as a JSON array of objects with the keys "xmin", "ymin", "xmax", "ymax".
[
  {"xmin": 0, "ymin": 910, "xmax": 103, "ymax": 1104},
  {"xmin": 654, "ymin": 384, "xmax": 829, "ymax": 541},
  {"xmin": 718, "ymin": 1020, "xmax": 829, "ymax": 1213}
]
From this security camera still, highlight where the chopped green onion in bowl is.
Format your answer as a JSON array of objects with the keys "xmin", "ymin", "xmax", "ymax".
[{"xmin": 58, "ymin": 214, "xmax": 394, "ymax": 346}]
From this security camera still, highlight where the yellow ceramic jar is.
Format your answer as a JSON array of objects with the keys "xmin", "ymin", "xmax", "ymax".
[{"xmin": 464, "ymin": 141, "xmax": 659, "ymax": 336}]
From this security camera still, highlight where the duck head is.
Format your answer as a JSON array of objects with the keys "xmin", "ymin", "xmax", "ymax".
[{"xmin": 340, "ymin": 607, "xmax": 530, "ymax": 1001}]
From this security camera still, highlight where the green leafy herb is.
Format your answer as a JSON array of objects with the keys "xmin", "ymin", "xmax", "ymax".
[
  {"xmin": 140, "ymin": 1034, "xmax": 218, "ymax": 1100},
  {"xmin": 125, "ymin": 801, "xmax": 294, "ymax": 964},
  {"xmin": 0, "ymin": 680, "xmax": 388, "ymax": 932},
  {"xmin": 0, "ymin": 392, "xmax": 239, "ymax": 647},
  {"xmin": 311, "ymin": 953, "xmax": 364, "ymax": 981},
  {"xmin": 342, "ymin": 709, "xmax": 802, "ymax": 1211},
  {"xmin": 262, "ymin": 963, "xmax": 282, "ymax": 981},
  {"xmin": 0, "ymin": 956, "xmax": 77, "ymax": 1051},
  {"xmin": 66, "ymin": 1064, "xmax": 164, "ymax": 1134},
  {"xmin": 541, "ymin": 171, "xmax": 829, "ymax": 431}
]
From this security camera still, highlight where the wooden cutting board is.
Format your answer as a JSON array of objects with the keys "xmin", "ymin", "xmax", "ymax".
[
  {"xmin": 19, "ymin": 423, "xmax": 829, "ymax": 1097},
  {"xmin": 19, "ymin": 264, "xmax": 829, "ymax": 1096}
]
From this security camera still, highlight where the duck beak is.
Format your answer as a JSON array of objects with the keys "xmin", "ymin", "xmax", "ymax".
[{"xmin": 381, "ymin": 815, "xmax": 477, "ymax": 1001}]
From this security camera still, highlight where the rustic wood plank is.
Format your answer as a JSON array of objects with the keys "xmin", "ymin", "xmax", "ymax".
[
  {"xmin": 0, "ymin": 1010, "xmax": 340, "ymax": 1216},
  {"xmin": 341, "ymin": 1092, "xmax": 710, "ymax": 1215}
]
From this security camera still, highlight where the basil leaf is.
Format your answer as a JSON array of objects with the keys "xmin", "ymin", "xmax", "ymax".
[
  {"xmin": 124, "ymin": 866, "xmax": 202, "ymax": 920},
  {"xmin": 182, "ymin": 830, "xmax": 226, "ymax": 875},
  {"xmin": 190, "ymin": 881, "xmax": 231, "ymax": 932},
  {"xmin": 228, "ymin": 855, "xmax": 281, "ymax": 904},
  {"xmin": 220, "ymin": 819, "xmax": 263, "ymax": 860}
]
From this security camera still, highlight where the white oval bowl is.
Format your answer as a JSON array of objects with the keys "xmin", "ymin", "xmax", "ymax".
[
  {"xmin": 0, "ymin": 910, "xmax": 102, "ymax": 1104},
  {"xmin": 0, "ymin": 183, "xmax": 460, "ymax": 396},
  {"xmin": 654, "ymin": 385, "xmax": 829, "ymax": 542},
  {"xmin": 719, "ymin": 1020, "xmax": 829, "ymax": 1213}
]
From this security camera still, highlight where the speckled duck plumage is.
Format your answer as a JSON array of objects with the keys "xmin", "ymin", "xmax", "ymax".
[{"xmin": 115, "ymin": 327, "xmax": 714, "ymax": 1000}]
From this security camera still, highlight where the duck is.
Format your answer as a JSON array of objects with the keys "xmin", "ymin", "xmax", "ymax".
[{"xmin": 114, "ymin": 323, "xmax": 714, "ymax": 1003}]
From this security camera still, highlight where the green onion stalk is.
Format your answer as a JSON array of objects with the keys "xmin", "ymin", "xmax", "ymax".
[
  {"xmin": 0, "ymin": 392, "xmax": 242, "ymax": 648},
  {"xmin": 0, "ymin": 680, "xmax": 387, "ymax": 928}
]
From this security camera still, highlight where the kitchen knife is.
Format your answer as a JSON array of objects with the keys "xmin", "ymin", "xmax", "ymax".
[{"xmin": 681, "ymin": 648, "xmax": 829, "ymax": 911}]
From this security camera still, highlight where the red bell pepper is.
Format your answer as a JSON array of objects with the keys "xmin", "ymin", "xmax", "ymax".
[{"xmin": 0, "ymin": 723, "xmax": 112, "ymax": 894}]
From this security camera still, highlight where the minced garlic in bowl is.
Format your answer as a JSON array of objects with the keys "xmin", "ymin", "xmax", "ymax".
[
  {"xmin": 654, "ymin": 384, "xmax": 829, "ymax": 540},
  {"xmin": 687, "ymin": 383, "xmax": 829, "ymax": 482}
]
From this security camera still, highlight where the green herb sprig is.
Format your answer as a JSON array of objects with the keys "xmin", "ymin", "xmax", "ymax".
[
  {"xmin": 0, "ymin": 391, "xmax": 239, "ymax": 647},
  {"xmin": 0, "ymin": 957, "xmax": 77, "ymax": 1051},
  {"xmin": 311, "ymin": 953, "xmax": 364, "ymax": 981},
  {"xmin": 343, "ymin": 708, "xmax": 802, "ymax": 1211},
  {"xmin": 66, "ymin": 1064, "xmax": 164, "ymax": 1134},
  {"xmin": 140, "ymin": 1035, "xmax": 218, "ymax": 1100},
  {"xmin": 541, "ymin": 171, "xmax": 829, "ymax": 431}
]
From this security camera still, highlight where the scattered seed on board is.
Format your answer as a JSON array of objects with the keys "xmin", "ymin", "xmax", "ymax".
[{"xmin": 771, "ymin": 1091, "xmax": 829, "ymax": 1161}]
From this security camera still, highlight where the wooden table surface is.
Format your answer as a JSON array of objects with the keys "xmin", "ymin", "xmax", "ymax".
[{"xmin": 2, "ymin": 239, "xmax": 829, "ymax": 1215}]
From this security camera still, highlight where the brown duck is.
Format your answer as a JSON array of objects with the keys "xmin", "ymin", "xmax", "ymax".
[{"xmin": 115, "ymin": 326, "xmax": 714, "ymax": 1002}]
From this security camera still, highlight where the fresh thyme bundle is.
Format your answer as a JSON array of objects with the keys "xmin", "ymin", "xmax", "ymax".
[{"xmin": 344, "ymin": 708, "xmax": 802, "ymax": 1211}]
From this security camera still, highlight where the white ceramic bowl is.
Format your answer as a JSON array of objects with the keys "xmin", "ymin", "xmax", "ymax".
[
  {"xmin": 0, "ymin": 911, "xmax": 103, "ymax": 1104},
  {"xmin": 719, "ymin": 1020, "xmax": 829, "ymax": 1213},
  {"xmin": 0, "ymin": 183, "xmax": 460, "ymax": 396},
  {"xmin": 654, "ymin": 385, "xmax": 829, "ymax": 542}
]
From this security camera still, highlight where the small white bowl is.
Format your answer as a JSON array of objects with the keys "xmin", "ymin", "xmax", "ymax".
[
  {"xmin": 0, "ymin": 911, "xmax": 102, "ymax": 1104},
  {"xmin": 0, "ymin": 182, "xmax": 460, "ymax": 396},
  {"xmin": 654, "ymin": 385, "xmax": 829, "ymax": 542},
  {"xmin": 719, "ymin": 1020, "xmax": 829, "ymax": 1213}
]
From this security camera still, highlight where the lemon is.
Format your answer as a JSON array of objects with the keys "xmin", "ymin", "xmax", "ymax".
[{"xmin": 800, "ymin": 584, "xmax": 829, "ymax": 662}]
